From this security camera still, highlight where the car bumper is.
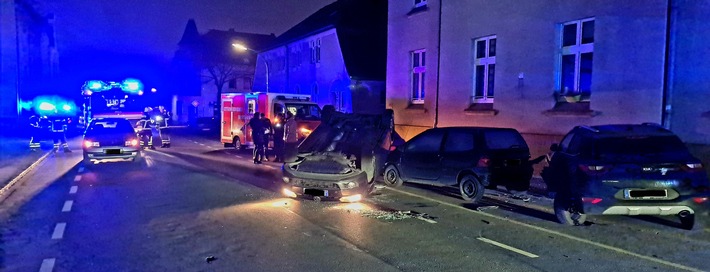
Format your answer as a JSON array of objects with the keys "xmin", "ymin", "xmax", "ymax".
[
  {"xmin": 583, "ymin": 198, "xmax": 708, "ymax": 216},
  {"xmin": 281, "ymin": 168, "xmax": 370, "ymax": 201},
  {"xmin": 83, "ymin": 146, "xmax": 140, "ymax": 161}
]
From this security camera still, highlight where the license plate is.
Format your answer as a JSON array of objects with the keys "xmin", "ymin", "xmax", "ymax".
[
  {"xmin": 624, "ymin": 189, "xmax": 667, "ymax": 199},
  {"xmin": 304, "ymin": 189, "xmax": 328, "ymax": 197},
  {"xmin": 105, "ymin": 149, "xmax": 121, "ymax": 155}
]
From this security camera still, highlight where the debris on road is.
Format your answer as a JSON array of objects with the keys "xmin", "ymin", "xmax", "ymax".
[
  {"xmin": 476, "ymin": 205, "xmax": 499, "ymax": 211},
  {"xmin": 349, "ymin": 208, "xmax": 438, "ymax": 223},
  {"xmin": 205, "ymin": 256, "xmax": 217, "ymax": 263}
]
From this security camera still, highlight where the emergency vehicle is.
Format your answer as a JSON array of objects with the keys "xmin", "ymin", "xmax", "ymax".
[
  {"xmin": 79, "ymin": 79, "xmax": 150, "ymax": 128},
  {"xmin": 220, "ymin": 92, "xmax": 322, "ymax": 150}
]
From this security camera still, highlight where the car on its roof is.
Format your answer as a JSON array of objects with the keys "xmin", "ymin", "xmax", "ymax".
[
  {"xmin": 542, "ymin": 123, "xmax": 710, "ymax": 229},
  {"xmin": 82, "ymin": 118, "xmax": 142, "ymax": 166}
]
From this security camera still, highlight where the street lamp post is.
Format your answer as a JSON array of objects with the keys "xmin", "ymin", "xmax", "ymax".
[{"xmin": 232, "ymin": 43, "xmax": 269, "ymax": 93}]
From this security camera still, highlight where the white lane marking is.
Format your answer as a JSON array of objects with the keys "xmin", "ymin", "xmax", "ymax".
[
  {"xmin": 39, "ymin": 258, "xmax": 56, "ymax": 272},
  {"xmin": 199, "ymin": 143, "xmax": 206, "ymax": 146},
  {"xmin": 51, "ymin": 223, "xmax": 66, "ymax": 239},
  {"xmin": 78, "ymin": 167, "xmax": 85, "ymax": 173},
  {"xmin": 145, "ymin": 156, "xmax": 155, "ymax": 168},
  {"xmin": 69, "ymin": 186, "xmax": 78, "ymax": 194},
  {"xmin": 385, "ymin": 187, "xmax": 703, "ymax": 272},
  {"xmin": 73, "ymin": 175, "xmax": 82, "ymax": 182},
  {"xmin": 477, "ymin": 237, "xmax": 539, "ymax": 258},
  {"xmin": 62, "ymin": 200, "xmax": 74, "ymax": 212}
]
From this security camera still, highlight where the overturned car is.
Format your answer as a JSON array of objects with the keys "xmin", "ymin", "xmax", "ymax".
[{"xmin": 281, "ymin": 109, "xmax": 396, "ymax": 202}]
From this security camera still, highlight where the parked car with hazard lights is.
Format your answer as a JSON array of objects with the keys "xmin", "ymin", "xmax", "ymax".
[
  {"xmin": 542, "ymin": 124, "xmax": 710, "ymax": 229},
  {"xmin": 281, "ymin": 110, "xmax": 395, "ymax": 202},
  {"xmin": 382, "ymin": 127, "xmax": 534, "ymax": 204},
  {"xmin": 82, "ymin": 118, "xmax": 142, "ymax": 165}
]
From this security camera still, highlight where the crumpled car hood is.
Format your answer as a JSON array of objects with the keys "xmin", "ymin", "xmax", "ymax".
[{"xmin": 290, "ymin": 152, "xmax": 355, "ymax": 174}]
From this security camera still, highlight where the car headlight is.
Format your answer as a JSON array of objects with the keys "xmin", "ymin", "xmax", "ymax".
[
  {"xmin": 282, "ymin": 177, "xmax": 290, "ymax": 183},
  {"xmin": 339, "ymin": 181, "xmax": 358, "ymax": 189},
  {"xmin": 300, "ymin": 127, "xmax": 312, "ymax": 136}
]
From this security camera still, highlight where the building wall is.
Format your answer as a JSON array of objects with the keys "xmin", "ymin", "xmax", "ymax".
[
  {"xmin": 0, "ymin": 1, "xmax": 20, "ymax": 121},
  {"xmin": 255, "ymin": 28, "xmax": 385, "ymax": 114},
  {"xmin": 387, "ymin": 0, "xmax": 710, "ymax": 144}
]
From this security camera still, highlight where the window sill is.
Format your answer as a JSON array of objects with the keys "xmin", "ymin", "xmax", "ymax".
[
  {"xmin": 543, "ymin": 102, "xmax": 600, "ymax": 117},
  {"xmin": 464, "ymin": 103, "xmax": 498, "ymax": 116},
  {"xmin": 407, "ymin": 6, "xmax": 428, "ymax": 16},
  {"xmin": 405, "ymin": 103, "xmax": 428, "ymax": 112}
]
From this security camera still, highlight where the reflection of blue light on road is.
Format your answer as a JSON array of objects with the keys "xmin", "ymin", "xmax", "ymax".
[
  {"xmin": 39, "ymin": 102, "xmax": 56, "ymax": 111},
  {"xmin": 154, "ymin": 116, "xmax": 163, "ymax": 121}
]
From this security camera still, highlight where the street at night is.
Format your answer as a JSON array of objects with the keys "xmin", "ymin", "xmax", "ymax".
[{"xmin": 1, "ymin": 130, "xmax": 709, "ymax": 271}]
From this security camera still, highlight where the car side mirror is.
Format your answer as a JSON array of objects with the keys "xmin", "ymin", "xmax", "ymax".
[{"xmin": 549, "ymin": 143, "xmax": 559, "ymax": 152}]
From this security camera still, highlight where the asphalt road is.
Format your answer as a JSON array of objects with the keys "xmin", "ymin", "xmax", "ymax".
[{"xmin": 2, "ymin": 129, "xmax": 710, "ymax": 272}]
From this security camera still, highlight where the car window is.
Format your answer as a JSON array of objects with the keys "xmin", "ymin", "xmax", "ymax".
[
  {"xmin": 483, "ymin": 130, "xmax": 528, "ymax": 150},
  {"xmin": 88, "ymin": 120, "xmax": 133, "ymax": 134},
  {"xmin": 443, "ymin": 131, "xmax": 474, "ymax": 152},
  {"xmin": 566, "ymin": 134, "xmax": 584, "ymax": 155},
  {"xmin": 593, "ymin": 135, "xmax": 689, "ymax": 156},
  {"xmin": 406, "ymin": 130, "xmax": 444, "ymax": 153},
  {"xmin": 559, "ymin": 132, "xmax": 575, "ymax": 151}
]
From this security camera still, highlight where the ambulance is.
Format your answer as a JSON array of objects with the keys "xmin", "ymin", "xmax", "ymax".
[{"xmin": 220, "ymin": 92, "xmax": 322, "ymax": 149}]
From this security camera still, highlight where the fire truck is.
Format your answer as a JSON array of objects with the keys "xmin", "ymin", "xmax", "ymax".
[
  {"xmin": 220, "ymin": 92, "xmax": 322, "ymax": 150},
  {"xmin": 79, "ymin": 79, "xmax": 150, "ymax": 127}
]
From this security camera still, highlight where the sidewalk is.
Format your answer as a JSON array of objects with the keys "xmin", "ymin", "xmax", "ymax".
[{"xmin": 0, "ymin": 135, "xmax": 81, "ymax": 191}]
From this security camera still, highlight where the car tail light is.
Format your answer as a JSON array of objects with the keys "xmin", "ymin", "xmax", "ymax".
[
  {"xmin": 125, "ymin": 139, "xmax": 139, "ymax": 147},
  {"xmin": 84, "ymin": 140, "xmax": 93, "ymax": 148},
  {"xmin": 581, "ymin": 197, "xmax": 603, "ymax": 204},
  {"xmin": 681, "ymin": 163, "xmax": 704, "ymax": 172},
  {"xmin": 693, "ymin": 197, "xmax": 708, "ymax": 204},
  {"xmin": 578, "ymin": 164, "xmax": 611, "ymax": 174},
  {"xmin": 477, "ymin": 156, "xmax": 490, "ymax": 167}
]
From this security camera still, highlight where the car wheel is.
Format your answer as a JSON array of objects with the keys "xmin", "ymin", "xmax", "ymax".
[
  {"xmin": 679, "ymin": 212, "xmax": 696, "ymax": 230},
  {"xmin": 554, "ymin": 194, "xmax": 587, "ymax": 226},
  {"xmin": 459, "ymin": 175, "xmax": 484, "ymax": 204},
  {"xmin": 232, "ymin": 137, "xmax": 242, "ymax": 151},
  {"xmin": 382, "ymin": 165, "xmax": 403, "ymax": 187}
]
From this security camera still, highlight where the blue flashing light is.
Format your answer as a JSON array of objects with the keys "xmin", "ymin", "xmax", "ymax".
[
  {"xmin": 151, "ymin": 88, "xmax": 157, "ymax": 93},
  {"xmin": 85, "ymin": 80, "xmax": 106, "ymax": 91},
  {"xmin": 62, "ymin": 104, "xmax": 72, "ymax": 111},
  {"xmin": 39, "ymin": 102, "xmax": 56, "ymax": 111},
  {"xmin": 122, "ymin": 78, "xmax": 143, "ymax": 93}
]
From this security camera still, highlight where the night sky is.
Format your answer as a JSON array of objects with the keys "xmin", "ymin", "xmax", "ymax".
[{"xmin": 42, "ymin": 0, "xmax": 334, "ymax": 94}]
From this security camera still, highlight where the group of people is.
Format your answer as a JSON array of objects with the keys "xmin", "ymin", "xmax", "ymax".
[
  {"xmin": 137, "ymin": 106, "xmax": 171, "ymax": 149},
  {"xmin": 247, "ymin": 111, "xmax": 299, "ymax": 164},
  {"xmin": 28, "ymin": 115, "xmax": 72, "ymax": 153}
]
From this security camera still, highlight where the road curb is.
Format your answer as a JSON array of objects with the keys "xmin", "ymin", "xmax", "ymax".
[{"xmin": 0, "ymin": 150, "xmax": 53, "ymax": 202}]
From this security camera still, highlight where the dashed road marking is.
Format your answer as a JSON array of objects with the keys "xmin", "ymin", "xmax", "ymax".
[
  {"xmin": 477, "ymin": 237, "xmax": 539, "ymax": 258},
  {"xmin": 78, "ymin": 167, "xmax": 85, "ymax": 173},
  {"xmin": 39, "ymin": 258, "xmax": 55, "ymax": 272},
  {"xmin": 73, "ymin": 175, "xmax": 82, "ymax": 182},
  {"xmin": 51, "ymin": 223, "xmax": 66, "ymax": 239},
  {"xmin": 385, "ymin": 187, "xmax": 704, "ymax": 272},
  {"xmin": 69, "ymin": 186, "xmax": 78, "ymax": 194},
  {"xmin": 61, "ymin": 200, "xmax": 74, "ymax": 212},
  {"xmin": 199, "ymin": 143, "xmax": 206, "ymax": 146}
]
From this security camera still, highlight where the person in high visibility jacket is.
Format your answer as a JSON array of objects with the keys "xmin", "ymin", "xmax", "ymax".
[
  {"xmin": 28, "ymin": 115, "xmax": 42, "ymax": 150},
  {"xmin": 50, "ymin": 117, "xmax": 71, "ymax": 152}
]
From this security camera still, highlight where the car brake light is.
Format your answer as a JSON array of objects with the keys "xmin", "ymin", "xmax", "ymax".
[
  {"xmin": 84, "ymin": 140, "xmax": 93, "ymax": 148},
  {"xmin": 693, "ymin": 197, "xmax": 708, "ymax": 204},
  {"xmin": 581, "ymin": 197, "xmax": 603, "ymax": 204},
  {"xmin": 125, "ymin": 139, "xmax": 138, "ymax": 146},
  {"xmin": 477, "ymin": 156, "xmax": 490, "ymax": 167}
]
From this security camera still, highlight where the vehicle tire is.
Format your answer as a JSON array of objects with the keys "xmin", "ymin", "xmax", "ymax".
[
  {"xmin": 459, "ymin": 175, "xmax": 484, "ymax": 204},
  {"xmin": 679, "ymin": 213, "xmax": 696, "ymax": 230},
  {"xmin": 554, "ymin": 194, "xmax": 587, "ymax": 226},
  {"xmin": 382, "ymin": 165, "xmax": 403, "ymax": 187},
  {"xmin": 232, "ymin": 137, "xmax": 242, "ymax": 151}
]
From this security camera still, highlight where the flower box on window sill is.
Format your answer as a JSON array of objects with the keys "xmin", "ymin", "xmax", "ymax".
[
  {"xmin": 553, "ymin": 92, "xmax": 590, "ymax": 103},
  {"xmin": 464, "ymin": 103, "xmax": 499, "ymax": 116}
]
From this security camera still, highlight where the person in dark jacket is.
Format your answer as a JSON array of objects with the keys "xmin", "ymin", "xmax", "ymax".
[
  {"xmin": 248, "ymin": 112, "xmax": 265, "ymax": 164},
  {"xmin": 283, "ymin": 112, "xmax": 299, "ymax": 162},
  {"xmin": 272, "ymin": 112, "xmax": 286, "ymax": 162},
  {"xmin": 261, "ymin": 112, "xmax": 273, "ymax": 161}
]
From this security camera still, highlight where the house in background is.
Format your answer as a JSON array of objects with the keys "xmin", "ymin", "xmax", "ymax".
[
  {"xmin": 387, "ymin": 0, "xmax": 710, "ymax": 149},
  {"xmin": 253, "ymin": 0, "xmax": 387, "ymax": 114},
  {"xmin": 1, "ymin": 0, "xmax": 58, "ymax": 127},
  {"xmin": 171, "ymin": 19, "xmax": 274, "ymax": 124}
]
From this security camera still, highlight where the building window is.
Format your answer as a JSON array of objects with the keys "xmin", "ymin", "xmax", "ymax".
[
  {"xmin": 310, "ymin": 39, "xmax": 321, "ymax": 64},
  {"xmin": 473, "ymin": 35, "xmax": 496, "ymax": 103},
  {"xmin": 414, "ymin": 0, "xmax": 427, "ymax": 8},
  {"xmin": 411, "ymin": 49, "xmax": 426, "ymax": 104},
  {"xmin": 560, "ymin": 18, "xmax": 594, "ymax": 97},
  {"xmin": 228, "ymin": 79, "xmax": 236, "ymax": 89}
]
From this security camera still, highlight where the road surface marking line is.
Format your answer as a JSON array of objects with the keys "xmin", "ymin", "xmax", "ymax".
[
  {"xmin": 39, "ymin": 258, "xmax": 55, "ymax": 272},
  {"xmin": 62, "ymin": 200, "xmax": 73, "ymax": 212},
  {"xmin": 51, "ymin": 223, "xmax": 66, "ymax": 239},
  {"xmin": 199, "ymin": 143, "xmax": 206, "ymax": 146},
  {"xmin": 73, "ymin": 175, "xmax": 82, "ymax": 182},
  {"xmin": 477, "ymin": 237, "xmax": 539, "ymax": 258},
  {"xmin": 69, "ymin": 186, "xmax": 78, "ymax": 194},
  {"xmin": 385, "ymin": 187, "xmax": 704, "ymax": 272},
  {"xmin": 78, "ymin": 167, "xmax": 85, "ymax": 173},
  {"xmin": 0, "ymin": 150, "xmax": 52, "ymax": 198}
]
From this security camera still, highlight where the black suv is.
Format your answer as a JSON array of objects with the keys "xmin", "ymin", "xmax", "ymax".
[
  {"xmin": 542, "ymin": 124, "xmax": 710, "ymax": 229},
  {"xmin": 383, "ymin": 127, "xmax": 533, "ymax": 203}
]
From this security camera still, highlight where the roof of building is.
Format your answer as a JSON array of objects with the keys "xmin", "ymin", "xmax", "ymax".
[{"xmin": 265, "ymin": 0, "xmax": 387, "ymax": 81}]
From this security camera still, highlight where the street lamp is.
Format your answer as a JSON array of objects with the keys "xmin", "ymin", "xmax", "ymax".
[{"xmin": 232, "ymin": 43, "xmax": 269, "ymax": 93}]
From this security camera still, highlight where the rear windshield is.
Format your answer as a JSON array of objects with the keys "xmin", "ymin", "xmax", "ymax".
[
  {"xmin": 484, "ymin": 130, "xmax": 528, "ymax": 150},
  {"xmin": 87, "ymin": 120, "xmax": 134, "ymax": 135},
  {"xmin": 593, "ymin": 136, "xmax": 689, "ymax": 156}
]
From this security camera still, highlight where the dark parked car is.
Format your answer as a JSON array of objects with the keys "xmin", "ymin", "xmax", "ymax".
[
  {"xmin": 383, "ymin": 127, "xmax": 533, "ymax": 204},
  {"xmin": 281, "ymin": 109, "xmax": 395, "ymax": 202},
  {"xmin": 542, "ymin": 124, "xmax": 710, "ymax": 229},
  {"xmin": 82, "ymin": 118, "xmax": 142, "ymax": 165}
]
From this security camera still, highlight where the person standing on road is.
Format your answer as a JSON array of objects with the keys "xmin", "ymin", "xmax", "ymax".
[
  {"xmin": 261, "ymin": 112, "xmax": 273, "ymax": 161},
  {"xmin": 28, "ymin": 115, "xmax": 41, "ymax": 150},
  {"xmin": 283, "ymin": 112, "xmax": 299, "ymax": 162},
  {"xmin": 248, "ymin": 112, "xmax": 265, "ymax": 164},
  {"xmin": 272, "ymin": 112, "xmax": 286, "ymax": 162},
  {"xmin": 50, "ymin": 117, "xmax": 71, "ymax": 153}
]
